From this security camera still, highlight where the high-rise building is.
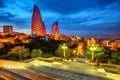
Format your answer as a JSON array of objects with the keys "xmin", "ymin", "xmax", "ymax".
[
  {"xmin": 3, "ymin": 25, "xmax": 13, "ymax": 34},
  {"xmin": 51, "ymin": 21, "xmax": 59, "ymax": 40},
  {"xmin": 42, "ymin": 22, "xmax": 46, "ymax": 36},
  {"xmin": 31, "ymin": 5, "xmax": 46, "ymax": 36}
]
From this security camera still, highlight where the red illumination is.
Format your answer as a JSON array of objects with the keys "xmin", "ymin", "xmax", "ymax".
[
  {"xmin": 51, "ymin": 21, "xmax": 59, "ymax": 39},
  {"xmin": 32, "ymin": 5, "xmax": 46, "ymax": 36}
]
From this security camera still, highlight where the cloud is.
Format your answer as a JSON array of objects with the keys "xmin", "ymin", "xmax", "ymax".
[
  {"xmin": 0, "ymin": 0, "xmax": 32, "ymax": 30},
  {"xmin": 50, "ymin": 1, "xmax": 120, "ymax": 31},
  {"xmin": 35, "ymin": 0, "xmax": 117, "ymax": 14},
  {"xmin": 0, "ymin": 10, "xmax": 31, "ymax": 30},
  {"xmin": 0, "ymin": 0, "xmax": 120, "ymax": 37},
  {"xmin": 0, "ymin": 0, "xmax": 6, "ymax": 8},
  {"xmin": 0, "ymin": 11, "xmax": 16, "ymax": 23}
]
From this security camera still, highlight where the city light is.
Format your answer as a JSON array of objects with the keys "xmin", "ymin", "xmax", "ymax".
[
  {"xmin": 0, "ymin": 0, "xmax": 120, "ymax": 80},
  {"xmin": 90, "ymin": 44, "xmax": 96, "ymax": 61},
  {"xmin": 62, "ymin": 43, "xmax": 67, "ymax": 58}
]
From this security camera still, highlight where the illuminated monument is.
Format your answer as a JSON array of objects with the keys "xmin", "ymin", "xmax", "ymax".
[
  {"xmin": 32, "ymin": 5, "xmax": 46, "ymax": 36},
  {"xmin": 51, "ymin": 21, "xmax": 59, "ymax": 40}
]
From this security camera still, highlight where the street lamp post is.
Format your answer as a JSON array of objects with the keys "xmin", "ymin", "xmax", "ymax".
[
  {"xmin": 90, "ymin": 44, "xmax": 96, "ymax": 61},
  {"xmin": 62, "ymin": 43, "xmax": 67, "ymax": 58}
]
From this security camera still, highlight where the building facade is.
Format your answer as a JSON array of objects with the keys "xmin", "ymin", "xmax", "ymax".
[
  {"xmin": 3, "ymin": 25, "xmax": 13, "ymax": 34},
  {"xmin": 31, "ymin": 5, "xmax": 46, "ymax": 36},
  {"xmin": 51, "ymin": 21, "xmax": 59, "ymax": 40}
]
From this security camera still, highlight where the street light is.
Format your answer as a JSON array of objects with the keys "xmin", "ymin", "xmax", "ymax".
[
  {"xmin": 62, "ymin": 43, "xmax": 67, "ymax": 58},
  {"xmin": 90, "ymin": 44, "xmax": 96, "ymax": 61}
]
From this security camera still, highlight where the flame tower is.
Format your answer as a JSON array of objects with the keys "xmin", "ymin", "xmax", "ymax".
[
  {"xmin": 51, "ymin": 21, "xmax": 59, "ymax": 40},
  {"xmin": 32, "ymin": 5, "xmax": 46, "ymax": 36}
]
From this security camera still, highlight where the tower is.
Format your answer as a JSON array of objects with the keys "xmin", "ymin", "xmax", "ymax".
[
  {"xmin": 31, "ymin": 5, "xmax": 46, "ymax": 36},
  {"xmin": 51, "ymin": 21, "xmax": 59, "ymax": 40}
]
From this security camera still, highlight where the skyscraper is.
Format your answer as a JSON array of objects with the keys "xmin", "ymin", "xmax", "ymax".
[
  {"xmin": 31, "ymin": 5, "xmax": 46, "ymax": 36},
  {"xmin": 51, "ymin": 21, "xmax": 59, "ymax": 40},
  {"xmin": 3, "ymin": 25, "xmax": 13, "ymax": 34}
]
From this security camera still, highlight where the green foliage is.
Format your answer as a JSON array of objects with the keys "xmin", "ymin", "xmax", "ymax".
[
  {"xmin": 30, "ymin": 49, "xmax": 43, "ymax": 58},
  {"xmin": 85, "ymin": 48, "xmax": 92, "ymax": 59},
  {"xmin": 30, "ymin": 49, "xmax": 38, "ymax": 58},
  {"xmin": 22, "ymin": 52, "xmax": 30, "ymax": 59},
  {"xmin": 8, "ymin": 54, "xmax": 18, "ymax": 61},
  {"xmin": 41, "ymin": 53, "xmax": 52, "ymax": 58},
  {"xmin": 28, "ymin": 37, "xmax": 63, "ymax": 55},
  {"xmin": 55, "ymin": 49, "xmax": 63, "ymax": 57},
  {"xmin": 8, "ymin": 46, "xmax": 29, "ymax": 60},
  {"xmin": 94, "ymin": 46, "xmax": 104, "ymax": 59},
  {"xmin": 85, "ymin": 46, "xmax": 104, "ymax": 60},
  {"xmin": 30, "ymin": 49, "xmax": 53, "ymax": 58},
  {"xmin": 111, "ymin": 50, "xmax": 120, "ymax": 65},
  {"xmin": 55, "ymin": 44, "xmax": 71, "ymax": 59},
  {"xmin": 65, "ymin": 48, "xmax": 71, "ymax": 59},
  {"xmin": 85, "ymin": 46, "xmax": 120, "ymax": 65},
  {"xmin": 99, "ymin": 47, "xmax": 112, "ymax": 63},
  {"xmin": 37, "ymin": 49, "xmax": 43, "ymax": 57}
]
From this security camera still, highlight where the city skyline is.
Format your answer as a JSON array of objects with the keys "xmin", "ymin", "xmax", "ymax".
[{"xmin": 0, "ymin": 0, "xmax": 120, "ymax": 38}]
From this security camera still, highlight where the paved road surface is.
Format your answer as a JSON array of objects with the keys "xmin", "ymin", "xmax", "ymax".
[{"xmin": 0, "ymin": 67, "xmax": 67, "ymax": 80}]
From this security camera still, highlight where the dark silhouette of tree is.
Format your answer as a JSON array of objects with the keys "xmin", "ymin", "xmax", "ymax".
[
  {"xmin": 14, "ymin": 38, "xmax": 23, "ymax": 44},
  {"xmin": 28, "ymin": 37, "xmax": 63, "ymax": 56},
  {"xmin": 7, "ymin": 46, "xmax": 29, "ymax": 60}
]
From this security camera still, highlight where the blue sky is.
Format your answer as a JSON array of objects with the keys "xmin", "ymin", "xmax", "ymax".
[{"xmin": 0, "ymin": 0, "xmax": 120, "ymax": 38}]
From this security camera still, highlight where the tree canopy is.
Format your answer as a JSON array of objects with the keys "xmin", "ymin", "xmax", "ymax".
[
  {"xmin": 55, "ymin": 43, "xmax": 71, "ymax": 59},
  {"xmin": 7, "ymin": 46, "xmax": 29, "ymax": 60}
]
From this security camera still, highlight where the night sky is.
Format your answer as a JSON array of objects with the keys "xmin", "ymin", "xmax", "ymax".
[{"xmin": 0, "ymin": 0, "xmax": 120, "ymax": 38}]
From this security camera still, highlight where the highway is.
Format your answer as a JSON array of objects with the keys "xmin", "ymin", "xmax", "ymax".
[
  {"xmin": 0, "ymin": 68, "xmax": 30, "ymax": 80},
  {"xmin": 0, "ymin": 58, "xmax": 119, "ymax": 80},
  {"xmin": 0, "ymin": 67, "xmax": 67, "ymax": 80}
]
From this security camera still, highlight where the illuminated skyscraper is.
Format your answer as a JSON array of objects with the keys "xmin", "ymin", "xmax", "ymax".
[
  {"xmin": 32, "ymin": 5, "xmax": 46, "ymax": 36},
  {"xmin": 51, "ymin": 21, "xmax": 59, "ymax": 40},
  {"xmin": 42, "ymin": 22, "xmax": 46, "ymax": 36},
  {"xmin": 3, "ymin": 25, "xmax": 13, "ymax": 34}
]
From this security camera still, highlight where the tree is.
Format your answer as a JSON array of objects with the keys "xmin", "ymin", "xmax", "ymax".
[
  {"xmin": 8, "ymin": 54, "xmax": 18, "ymax": 60},
  {"xmin": 37, "ymin": 49, "xmax": 43, "ymax": 57},
  {"xmin": 99, "ymin": 47, "xmax": 112, "ymax": 63},
  {"xmin": 111, "ymin": 49, "xmax": 120, "ymax": 65},
  {"xmin": 22, "ymin": 52, "xmax": 30, "ymax": 59},
  {"xmin": 7, "ymin": 46, "xmax": 29, "ymax": 60},
  {"xmin": 85, "ymin": 46, "xmax": 104, "ymax": 65},
  {"xmin": 55, "ymin": 43, "xmax": 71, "ymax": 59},
  {"xmin": 30, "ymin": 49, "xmax": 43, "ymax": 58},
  {"xmin": 14, "ymin": 38, "xmax": 23, "ymax": 44},
  {"xmin": 41, "ymin": 53, "xmax": 52, "ymax": 58},
  {"xmin": 30, "ymin": 49, "xmax": 38, "ymax": 58}
]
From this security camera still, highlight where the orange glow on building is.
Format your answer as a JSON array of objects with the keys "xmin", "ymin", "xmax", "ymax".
[
  {"xmin": 87, "ymin": 38, "xmax": 96, "ymax": 47},
  {"xmin": 3, "ymin": 25, "xmax": 13, "ymax": 34},
  {"xmin": 76, "ymin": 43, "xmax": 85, "ymax": 56},
  {"xmin": 60, "ymin": 35, "xmax": 70, "ymax": 41},
  {"xmin": 51, "ymin": 21, "xmax": 59, "ymax": 40}
]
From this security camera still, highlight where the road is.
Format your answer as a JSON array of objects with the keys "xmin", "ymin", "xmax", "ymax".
[
  {"xmin": 28, "ymin": 57, "xmax": 120, "ymax": 80},
  {"xmin": 0, "ymin": 58, "xmax": 119, "ymax": 80},
  {"xmin": 0, "ymin": 67, "xmax": 67, "ymax": 80}
]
